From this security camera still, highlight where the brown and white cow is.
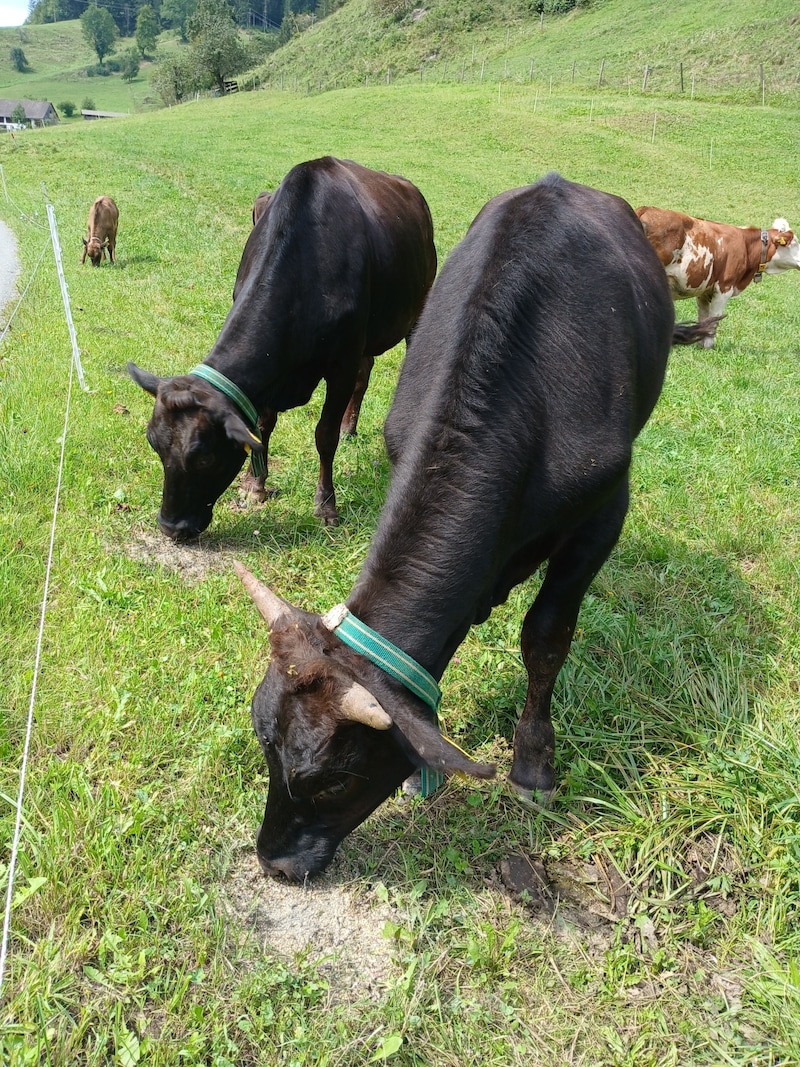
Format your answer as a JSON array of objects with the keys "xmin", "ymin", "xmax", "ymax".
[
  {"xmin": 81, "ymin": 195, "xmax": 119, "ymax": 266},
  {"xmin": 636, "ymin": 207, "xmax": 800, "ymax": 348}
]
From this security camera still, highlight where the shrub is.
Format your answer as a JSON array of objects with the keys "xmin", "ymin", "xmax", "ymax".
[
  {"xmin": 81, "ymin": 97, "xmax": 96, "ymax": 111},
  {"xmin": 11, "ymin": 103, "xmax": 26, "ymax": 125},
  {"xmin": 57, "ymin": 101, "xmax": 77, "ymax": 117},
  {"xmin": 10, "ymin": 46, "xmax": 29, "ymax": 72}
]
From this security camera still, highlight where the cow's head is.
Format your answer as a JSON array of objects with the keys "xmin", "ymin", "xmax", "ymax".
[
  {"xmin": 252, "ymin": 190, "xmax": 272, "ymax": 227},
  {"xmin": 235, "ymin": 562, "xmax": 495, "ymax": 882},
  {"xmin": 127, "ymin": 364, "xmax": 263, "ymax": 540},
  {"xmin": 83, "ymin": 236, "xmax": 106, "ymax": 266},
  {"xmin": 766, "ymin": 219, "xmax": 800, "ymax": 273}
]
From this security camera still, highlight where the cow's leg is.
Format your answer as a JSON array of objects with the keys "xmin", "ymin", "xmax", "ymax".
[
  {"xmin": 108, "ymin": 237, "xmax": 116, "ymax": 264},
  {"xmin": 314, "ymin": 374, "xmax": 358, "ymax": 525},
  {"xmin": 241, "ymin": 408, "xmax": 278, "ymax": 503},
  {"xmin": 509, "ymin": 483, "xmax": 630, "ymax": 803},
  {"xmin": 696, "ymin": 293, "xmax": 728, "ymax": 349},
  {"xmin": 339, "ymin": 354, "xmax": 374, "ymax": 438}
]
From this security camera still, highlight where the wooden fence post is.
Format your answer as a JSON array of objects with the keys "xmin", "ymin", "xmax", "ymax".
[
  {"xmin": 642, "ymin": 65, "xmax": 650, "ymax": 91},
  {"xmin": 598, "ymin": 58, "xmax": 604, "ymax": 89}
]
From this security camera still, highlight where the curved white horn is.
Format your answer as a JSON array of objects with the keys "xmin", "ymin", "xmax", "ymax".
[
  {"xmin": 233, "ymin": 560, "xmax": 292, "ymax": 626},
  {"xmin": 340, "ymin": 683, "xmax": 392, "ymax": 730}
]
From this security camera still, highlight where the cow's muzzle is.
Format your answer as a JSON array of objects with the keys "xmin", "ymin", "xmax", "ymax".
[{"xmin": 157, "ymin": 512, "xmax": 209, "ymax": 541}]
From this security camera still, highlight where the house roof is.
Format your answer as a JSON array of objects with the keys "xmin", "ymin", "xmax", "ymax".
[{"xmin": 0, "ymin": 99, "xmax": 57, "ymax": 120}]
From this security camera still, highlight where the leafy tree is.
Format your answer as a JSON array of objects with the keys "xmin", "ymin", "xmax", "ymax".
[
  {"xmin": 80, "ymin": 4, "xmax": 119, "ymax": 64},
  {"xmin": 57, "ymin": 100, "xmax": 77, "ymax": 117},
  {"xmin": 81, "ymin": 96, "xmax": 96, "ymax": 110},
  {"xmin": 121, "ymin": 47, "xmax": 140, "ymax": 81},
  {"xmin": 11, "ymin": 103, "xmax": 27, "ymax": 125},
  {"xmin": 160, "ymin": 0, "xmax": 197, "ymax": 41},
  {"xmin": 187, "ymin": 0, "xmax": 246, "ymax": 94},
  {"xmin": 10, "ymin": 47, "xmax": 29, "ymax": 72},
  {"xmin": 150, "ymin": 51, "xmax": 202, "ymax": 104},
  {"xmin": 135, "ymin": 5, "xmax": 160, "ymax": 57}
]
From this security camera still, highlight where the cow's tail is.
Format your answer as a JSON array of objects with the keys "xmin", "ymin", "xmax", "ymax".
[{"xmin": 671, "ymin": 315, "xmax": 724, "ymax": 346}]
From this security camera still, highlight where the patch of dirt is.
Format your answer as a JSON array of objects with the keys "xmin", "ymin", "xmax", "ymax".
[
  {"xmin": 221, "ymin": 851, "xmax": 402, "ymax": 1001},
  {"xmin": 126, "ymin": 526, "xmax": 233, "ymax": 582},
  {"xmin": 497, "ymin": 852, "xmax": 631, "ymax": 934}
]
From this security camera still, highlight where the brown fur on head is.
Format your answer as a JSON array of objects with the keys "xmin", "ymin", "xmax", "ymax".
[{"xmin": 83, "ymin": 236, "xmax": 106, "ymax": 266}]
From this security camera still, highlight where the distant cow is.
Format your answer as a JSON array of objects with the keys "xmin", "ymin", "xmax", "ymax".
[
  {"xmin": 234, "ymin": 173, "xmax": 716, "ymax": 883},
  {"xmin": 252, "ymin": 190, "xmax": 271, "ymax": 226},
  {"xmin": 81, "ymin": 195, "xmax": 118, "ymax": 266},
  {"xmin": 128, "ymin": 157, "xmax": 437, "ymax": 540},
  {"xmin": 636, "ymin": 206, "xmax": 800, "ymax": 348}
]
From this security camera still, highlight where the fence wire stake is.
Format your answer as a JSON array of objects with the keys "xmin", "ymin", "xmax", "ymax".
[{"xmin": 45, "ymin": 200, "xmax": 89, "ymax": 392}]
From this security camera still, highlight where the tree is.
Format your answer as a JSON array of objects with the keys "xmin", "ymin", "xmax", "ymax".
[
  {"xmin": 160, "ymin": 0, "xmax": 196, "ymax": 41},
  {"xmin": 135, "ymin": 5, "xmax": 160, "ymax": 57},
  {"xmin": 120, "ymin": 47, "xmax": 140, "ymax": 81},
  {"xmin": 80, "ymin": 4, "xmax": 119, "ymax": 64},
  {"xmin": 10, "ymin": 47, "xmax": 29, "ymax": 72},
  {"xmin": 57, "ymin": 100, "xmax": 77, "ymax": 117},
  {"xmin": 187, "ymin": 0, "xmax": 246, "ymax": 93},
  {"xmin": 11, "ymin": 103, "xmax": 27, "ymax": 126},
  {"xmin": 150, "ymin": 51, "xmax": 201, "ymax": 105}
]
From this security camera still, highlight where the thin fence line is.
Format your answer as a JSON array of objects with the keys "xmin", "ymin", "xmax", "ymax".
[
  {"xmin": 0, "ymin": 164, "xmax": 49, "ymax": 231},
  {"xmin": 0, "ymin": 234, "xmax": 50, "ymax": 344},
  {"xmin": 0, "ymin": 345, "xmax": 75, "ymax": 1003}
]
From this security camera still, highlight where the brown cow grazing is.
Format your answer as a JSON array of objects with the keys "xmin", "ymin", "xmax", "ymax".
[
  {"xmin": 81, "ymin": 195, "xmax": 119, "ymax": 266},
  {"xmin": 636, "ymin": 206, "xmax": 800, "ymax": 348},
  {"xmin": 252, "ymin": 190, "xmax": 271, "ymax": 226}
]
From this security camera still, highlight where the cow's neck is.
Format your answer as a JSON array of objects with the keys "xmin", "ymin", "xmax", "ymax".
[{"xmin": 345, "ymin": 459, "xmax": 513, "ymax": 682}]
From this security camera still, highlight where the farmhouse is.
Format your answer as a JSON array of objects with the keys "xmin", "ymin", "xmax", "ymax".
[{"xmin": 0, "ymin": 99, "xmax": 59, "ymax": 128}]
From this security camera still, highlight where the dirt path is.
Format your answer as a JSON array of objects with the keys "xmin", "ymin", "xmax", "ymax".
[{"xmin": 0, "ymin": 219, "xmax": 21, "ymax": 320}]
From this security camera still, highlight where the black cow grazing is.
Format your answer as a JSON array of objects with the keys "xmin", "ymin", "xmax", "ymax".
[
  {"xmin": 234, "ymin": 173, "xmax": 718, "ymax": 882},
  {"xmin": 128, "ymin": 156, "xmax": 437, "ymax": 540}
]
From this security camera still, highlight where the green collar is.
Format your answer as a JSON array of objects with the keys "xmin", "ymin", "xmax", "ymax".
[
  {"xmin": 321, "ymin": 604, "xmax": 445, "ymax": 796},
  {"xmin": 189, "ymin": 364, "xmax": 266, "ymax": 477}
]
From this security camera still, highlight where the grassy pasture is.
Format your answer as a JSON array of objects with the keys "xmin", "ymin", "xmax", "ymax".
[
  {"xmin": 1, "ymin": 78, "xmax": 800, "ymax": 1065},
  {"xmin": 0, "ymin": 21, "xmax": 182, "ymax": 115}
]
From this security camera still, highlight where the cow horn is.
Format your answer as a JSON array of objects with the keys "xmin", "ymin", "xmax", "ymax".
[
  {"xmin": 233, "ymin": 560, "xmax": 292, "ymax": 626},
  {"xmin": 340, "ymin": 682, "xmax": 392, "ymax": 730}
]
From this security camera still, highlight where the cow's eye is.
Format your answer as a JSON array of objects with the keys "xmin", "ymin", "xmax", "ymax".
[{"xmin": 315, "ymin": 777, "xmax": 350, "ymax": 802}]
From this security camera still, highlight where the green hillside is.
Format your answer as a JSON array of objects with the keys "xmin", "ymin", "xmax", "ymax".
[
  {"xmin": 0, "ymin": 21, "xmax": 184, "ymax": 115},
  {"xmin": 255, "ymin": 0, "xmax": 800, "ymax": 104}
]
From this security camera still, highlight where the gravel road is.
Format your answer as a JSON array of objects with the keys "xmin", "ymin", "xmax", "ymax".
[{"xmin": 0, "ymin": 219, "xmax": 21, "ymax": 320}]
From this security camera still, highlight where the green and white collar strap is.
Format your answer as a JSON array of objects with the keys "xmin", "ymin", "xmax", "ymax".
[
  {"xmin": 321, "ymin": 604, "xmax": 445, "ymax": 796},
  {"xmin": 189, "ymin": 364, "xmax": 266, "ymax": 477}
]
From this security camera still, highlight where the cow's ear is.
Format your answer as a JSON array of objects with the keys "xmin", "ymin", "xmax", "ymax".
[
  {"xmin": 224, "ymin": 412, "xmax": 265, "ymax": 453},
  {"xmin": 82, "ymin": 238, "xmax": 88, "ymax": 247},
  {"xmin": 390, "ymin": 704, "xmax": 496, "ymax": 781},
  {"xmin": 127, "ymin": 362, "xmax": 164, "ymax": 397},
  {"xmin": 776, "ymin": 230, "xmax": 794, "ymax": 246}
]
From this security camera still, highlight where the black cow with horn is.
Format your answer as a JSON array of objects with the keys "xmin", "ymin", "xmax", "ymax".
[{"xmin": 235, "ymin": 173, "xmax": 719, "ymax": 882}]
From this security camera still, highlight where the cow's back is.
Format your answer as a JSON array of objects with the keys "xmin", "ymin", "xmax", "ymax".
[
  {"xmin": 228, "ymin": 157, "xmax": 435, "ymax": 366},
  {"xmin": 386, "ymin": 174, "xmax": 674, "ymax": 483}
]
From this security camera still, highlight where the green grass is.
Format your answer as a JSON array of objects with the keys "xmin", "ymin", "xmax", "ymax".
[
  {"xmin": 253, "ymin": 0, "xmax": 800, "ymax": 106},
  {"xmin": 1, "ymin": 47, "xmax": 800, "ymax": 1067},
  {"xmin": 0, "ymin": 21, "xmax": 185, "ymax": 115}
]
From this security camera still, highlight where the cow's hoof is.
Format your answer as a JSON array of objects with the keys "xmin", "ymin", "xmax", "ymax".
[{"xmin": 507, "ymin": 777, "xmax": 557, "ymax": 810}]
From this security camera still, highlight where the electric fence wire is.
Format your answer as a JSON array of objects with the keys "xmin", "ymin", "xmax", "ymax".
[
  {"xmin": 0, "ymin": 185, "xmax": 84, "ymax": 1003},
  {"xmin": 0, "ymin": 342, "xmax": 76, "ymax": 1004}
]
